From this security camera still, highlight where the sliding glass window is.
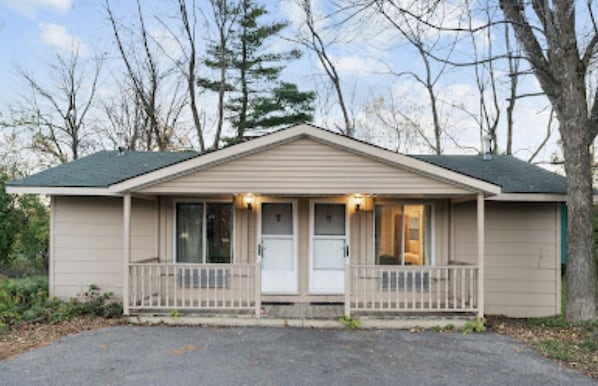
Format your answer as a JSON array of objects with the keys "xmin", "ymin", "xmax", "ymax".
[
  {"xmin": 176, "ymin": 202, "xmax": 233, "ymax": 264},
  {"xmin": 374, "ymin": 204, "xmax": 432, "ymax": 266}
]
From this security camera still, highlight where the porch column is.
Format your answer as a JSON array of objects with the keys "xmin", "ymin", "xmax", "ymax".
[
  {"xmin": 123, "ymin": 193, "xmax": 132, "ymax": 316},
  {"xmin": 476, "ymin": 193, "xmax": 485, "ymax": 318}
]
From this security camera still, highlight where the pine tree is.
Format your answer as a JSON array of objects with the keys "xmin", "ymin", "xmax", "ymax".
[
  {"xmin": 204, "ymin": 0, "xmax": 314, "ymax": 142},
  {"xmin": 245, "ymin": 82, "xmax": 315, "ymax": 133}
]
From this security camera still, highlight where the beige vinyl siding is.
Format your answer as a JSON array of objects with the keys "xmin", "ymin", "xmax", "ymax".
[
  {"xmin": 140, "ymin": 138, "xmax": 472, "ymax": 195},
  {"xmin": 452, "ymin": 201, "xmax": 560, "ymax": 317},
  {"xmin": 52, "ymin": 196, "xmax": 157, "ymax": 299}
]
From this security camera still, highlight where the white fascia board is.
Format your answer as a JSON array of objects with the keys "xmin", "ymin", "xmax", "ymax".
[
  {"xmin": 109, "ymin": 123, "xmax": 501, "ymax": 195},
  {"xmin": 6, "ymin": 186, "xmax": 118, "ymax": 196},
  {"xmin": 487, "ymin": 193, "xmax": 567, "ymax": 202}
]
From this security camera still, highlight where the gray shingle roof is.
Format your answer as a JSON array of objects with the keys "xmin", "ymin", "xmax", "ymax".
[
  {"xmin": 8, "ymin": 150, "xmax": 199, "ymax": 188},
  {"xmin": 8, "ymin": 140, "xmax": 568, "ymax": 195},
  {"xmin": 410, "ymin": 154, "xmax": 567, "ymax": 194}
]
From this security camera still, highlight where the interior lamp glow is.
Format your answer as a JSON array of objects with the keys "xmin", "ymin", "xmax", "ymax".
[{"xmin": 244, "ymin": 193, "xmax": 254, "ymax": 210}]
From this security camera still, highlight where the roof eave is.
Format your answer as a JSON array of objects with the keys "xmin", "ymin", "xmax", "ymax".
[
  {"xmin": 488, "ymin": 193, "xmax": 568, "ymax": 202},
  {"xmin": 6, "ymin": 185, "xmax": 119, "ymax": 196}
]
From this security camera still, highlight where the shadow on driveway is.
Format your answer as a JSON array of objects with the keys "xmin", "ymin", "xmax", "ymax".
[{"xmin": 0, "ymin": 326, "xmax": 594, "ymax": 385}]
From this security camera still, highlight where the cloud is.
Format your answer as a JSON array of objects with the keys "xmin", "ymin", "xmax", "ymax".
[
  {"xmin": 332, "ymin": 55, "xmax": 387, "ymax": 77},
  {"xmin": 0, "ymin": 0, "xmax": 72, "ymax": 17},
  {"xmin": 39, "ymin": 23, "xmax": 87, "ymax": 55},
  {"xmin": 149, "ymin": 27, "xmax": 184, "ymax": 63}
]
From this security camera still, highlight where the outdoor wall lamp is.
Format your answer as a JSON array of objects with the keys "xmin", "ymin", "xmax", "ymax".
[
  {"xmin": 244, "ymin": 193, "xmax": 254, "ymax": 210},
  {"xmin": 353, "ymin": 194, "xmax": 364, "ymax": 212}
]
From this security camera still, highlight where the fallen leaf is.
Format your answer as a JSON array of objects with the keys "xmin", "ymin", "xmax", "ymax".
[{"xmin": 169, "ymin": 344, "xmax": 201, "ymax": 356}]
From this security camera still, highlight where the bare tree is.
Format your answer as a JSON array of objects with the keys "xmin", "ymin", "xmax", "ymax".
[
  {"xmin": 465, "ymin": 5, "xmax": 501, "ymax": 153},
  {"xmin": 196, "ymin": 0, "xmax": 240, "ymax": 148},
  {"xmin": 157, "ymin": 0, "xmax": 208, "ymax": 151},
  {"xmin": 297, "ymin": 0, "xmax": 354, "ymax": 137},
  {"xmin": 371, "ymin": 1, "xmax": 461, "ymax": 154},
  {"xmin": 500, "ymin": 0, "xmax": 598, "ymax": 320},
  {"xmin": 504, "ymin": 24, "xmax": 521, "ymax": 155},
  {"xmin": 100, "ymin": 85, "xmax": 150, "ymax": 151},
  {"xmin": 528, "ymin": 108, "xmax": 556, "ymax": 164},
  {"xmin": 16, "ymin": 50, "xmax": 100, "ymax": 164},
  {"xmin": 361, "ymin": 93, "xmax": 420, "ymax": 153},
  {"xmin": 106, "ymin": 0, "xmax": 186, "ymax": 151},
  {"xmin": 178, "ymin": 0, "xmax": 206, "ymax": 151}
]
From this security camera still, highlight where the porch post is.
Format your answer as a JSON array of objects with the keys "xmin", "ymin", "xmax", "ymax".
[
  {"xmin": 476, "ymin": 193, "xmax": 485, "ymax": 318},
  {"xmin": 344, "ymin": 258, "xmax": 351, "ymax": 317},
  {"xmin": 123, "ymin": 193, "xmax": 132, "ymax": 316}
]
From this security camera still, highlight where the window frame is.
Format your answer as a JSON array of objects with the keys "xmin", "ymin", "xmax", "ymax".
[
  {"xmin": 372, "ymin": 201, "xmax": 435, "ymax": 266},
  {"xmin": 172, "ymin": 198, "xmax": 235, "ymax": 264}
]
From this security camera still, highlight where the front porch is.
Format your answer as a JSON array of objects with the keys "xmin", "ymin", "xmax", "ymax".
[{"xmin": 126, "ymin": 261, "xmax": 480, "ymax": 318}]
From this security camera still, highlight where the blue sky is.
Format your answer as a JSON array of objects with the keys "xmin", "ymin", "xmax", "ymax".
[{"xmin": 0, "ymin": 0, "xmax": 561, "ymax": 167}]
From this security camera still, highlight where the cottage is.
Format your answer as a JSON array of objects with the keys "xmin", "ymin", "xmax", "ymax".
[{"xmin": 7, "ymin": 124, "xmax": 568, "ymax": 319}]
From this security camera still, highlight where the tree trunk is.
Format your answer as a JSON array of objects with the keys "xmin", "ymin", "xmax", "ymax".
[
  {"xmin": 213, "ymin": 26, "xmax": 226, "ymax": 149},
  {"xmin": 562, "ymin": 121, "xmax": 598, "ymax": 320}
]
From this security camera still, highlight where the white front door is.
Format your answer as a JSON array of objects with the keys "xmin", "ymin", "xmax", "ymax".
[
  {"xmin": 310, "ymin": 202, "xmax": 347, "ymax": 293},
  {"xmin": 260, "ymin": 202, "xmax": 297, "ymax": 293}
]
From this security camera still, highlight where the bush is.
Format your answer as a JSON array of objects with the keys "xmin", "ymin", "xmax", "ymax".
[
  {"xmin": 0, "ymin": 277, "xmax": 121, "ymax": 331},
  {"xmin": 463, "ymin": 317, "xmax": 487, "ymax": 334}
]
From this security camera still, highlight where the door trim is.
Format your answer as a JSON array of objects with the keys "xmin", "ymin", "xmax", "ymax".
[
  {"xmin": 257, "ymin": 198, "xmax": 299, "ymax": 294},
  {"xmin": 308, "ymin": 198, "xmax": 350, "ymax": 294}
]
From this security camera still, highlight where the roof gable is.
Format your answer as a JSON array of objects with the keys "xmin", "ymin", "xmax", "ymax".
[
  {"xmin": 110, "ymin": 124, "xmax": 500, "ymax": 194},
  {"xmin": 138, "ymin": 137, "xmax": 475, "ymax": 195}
]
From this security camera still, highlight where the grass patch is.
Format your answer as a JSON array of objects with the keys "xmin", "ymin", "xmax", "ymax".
[{"xmin": 490, "ymin": 277, "xmax": 598, "ymax": 379}]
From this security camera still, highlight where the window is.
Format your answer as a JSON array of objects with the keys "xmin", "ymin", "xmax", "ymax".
[
  {"xmin": 374, "ymin": 204, "xmax": 432, "ymax": 266},
  {"xmin": 175, "ymin": 202, "xmax": 233, "ymax": 263}
]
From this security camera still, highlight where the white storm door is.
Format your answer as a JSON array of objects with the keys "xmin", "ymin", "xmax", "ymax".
[
  {"xmin": 260, "ymin": 202, "xmax": 297, "ymax": 293},
  {"xmin": 311, "ymin": 203, "xmax": 347, "ymax": 293}
]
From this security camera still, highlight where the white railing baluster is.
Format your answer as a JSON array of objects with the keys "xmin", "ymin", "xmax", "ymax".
[
  {"xmin": 419, "ymin": 266, "xmax": 423, "ymax": 310},
  {"xmin": 461, "ymin": 268, "xmax": 466, "ymax": 310},
  {"xmin": 345, "ymin": 264, "xmax": 479, "ymax": 315}
]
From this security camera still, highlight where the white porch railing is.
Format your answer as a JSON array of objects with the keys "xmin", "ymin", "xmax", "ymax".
[
  {"xmin": 128, "ymin": 263, "xmax": 260, "ymax": 314},
  {"xmin": 346, "ymin": 265, "xmax": 479, "ymax": 314}
]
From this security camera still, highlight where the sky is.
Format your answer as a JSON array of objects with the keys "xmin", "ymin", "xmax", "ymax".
[{"xmin": 0, "ymin": 0, "xmax": 562, "ymax": 170}]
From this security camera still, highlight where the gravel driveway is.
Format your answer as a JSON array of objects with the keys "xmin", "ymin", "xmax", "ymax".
[{"xmin": 0, "ymin": 326, "xmax": 593, "ymax": 386}]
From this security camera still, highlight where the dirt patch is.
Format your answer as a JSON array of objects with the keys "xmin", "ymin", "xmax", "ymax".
[
  {"xmin": 488, "ymin": 317, "xmax": 598, "ymax": 379},
  {"xmin": 0, "ymin": 316, "xmax": 124, "ymax": 361}
]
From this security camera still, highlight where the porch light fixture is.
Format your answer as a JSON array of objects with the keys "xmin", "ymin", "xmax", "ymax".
[
  {"xmin": 353, "ymin": 194, "xmax": 364, "ymax": 212},
  {"xmin": 244, "ymin": 193, "xmax": 255, "ymax": 210}
]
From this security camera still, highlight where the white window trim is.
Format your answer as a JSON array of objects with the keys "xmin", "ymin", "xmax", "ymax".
[
  {"xmin": 172, "ymin": 198, "xmax": 235, "ymax": 264},
  {"xmin": 372, "ymin": 201, "xmax": 436, "ymax": 266}
]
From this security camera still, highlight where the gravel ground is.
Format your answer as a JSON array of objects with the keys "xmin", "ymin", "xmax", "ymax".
[{"xmin": 0, "ymin": 325, "xmax": 594, "ymax": 386}]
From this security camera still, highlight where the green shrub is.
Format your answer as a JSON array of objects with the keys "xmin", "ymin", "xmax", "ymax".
[
  {"xmin": 338, "ymin": 315, "xmax": 361, "ymax": 330},
  {"xmin": 463, "ymin": 317, "xmax": 487, "ymax": 334},
  {"xmin": 0, "ymin": 277, "xmax": 121, "ymax": 332}
]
